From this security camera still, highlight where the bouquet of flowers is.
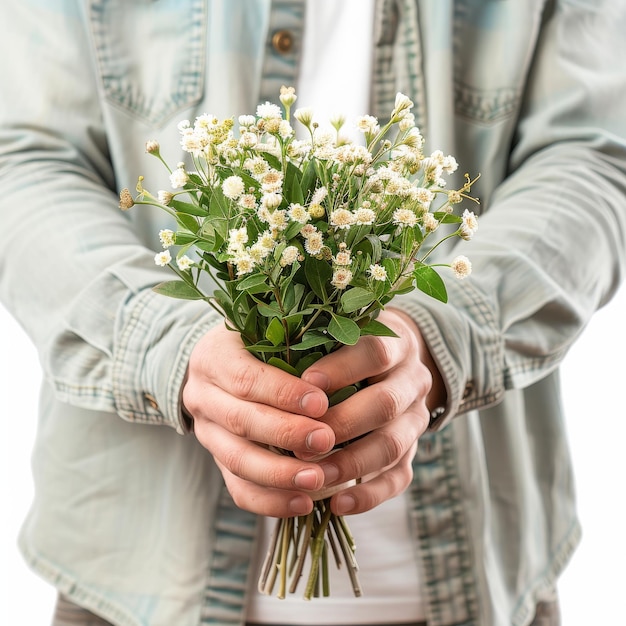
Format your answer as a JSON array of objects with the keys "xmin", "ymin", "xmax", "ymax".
[{"xmin": 120, "ymin": 86, "xmax": 478, "ymax": 600}]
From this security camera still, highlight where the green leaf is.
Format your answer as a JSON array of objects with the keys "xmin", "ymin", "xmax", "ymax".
[
  {"xmin": 294, "ymin": 351, "xmax": 324, "ymax": 375},
  {"xmin": 340, "ymin": 287, "xmax": 375, "ymax": 313},
  {"xmin": 328, "ymin": 314, "xmax": 360, "ymax": 345},
  {"xmin": 173, "ymin": 232, "xmax": 197, "ymax": 246},
  {"xmin": 291, "ymin": 330, "xmax": 333, "ymax": 351},
  {"xmin": 304, "ymin": 256, "xmax": 332, "ymax": 302},
  {"xmin": 359, "ymin": 319, "xmax": 400, "ymax": 338},
  {"xmin": 300, "ymin": 161, "xmax": 319, "ymax": 200},
  {"xmin": 170, "ymin": 199, "xmax": 209, "ymax": 217},
  {"xmin": 176, "ymin": 212, "xmax": 200, "ymax": 234},
  {"xmin": 328, "ymin": 385, "xmax": 359, "ymax": 406},
  {"xmin": 236, "ymin": 273, "xmax": 269, "ymax": 291},
  {"xmin": 265, "ymin": 316, "xmax": 285, "ymax": 346},
  {"xmin": 254, "ymin": 300, "xmax": 282, "ymax": 318},
  {"xmin": 208, "ymin": 187, "xmax": 231, "ymax": 239},
  {"xmin": 152, "ymin": 280, "xmax": 205, "ymax": 300},
  {"xmin": 433, "ymin": 211, "xmax": 462, "ymax": 224},
  {"xmin": 284, "ymin": 160, "xmax": 304, "ymax": 205},
  {"xmin": 268, "ymin": 357, "xmax": 299, "ymax": 376},
  {"xmin": 413, "ymin": 264, "xmax": 448, "ymax": 303},
  {"xmin": 401, "ymin": 226, "xmax": 415, "ymax": 260}
]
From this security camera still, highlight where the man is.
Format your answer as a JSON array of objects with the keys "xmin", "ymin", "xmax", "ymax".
[{"xmin": 1, "ymin": 1, "xmax": 624, "ymax": 625}]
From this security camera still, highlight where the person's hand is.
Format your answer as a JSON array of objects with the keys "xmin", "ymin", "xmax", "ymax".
[
  {"xmin": 300, "ymin": 307, "xmax": 445, "ymax": 516},
  {"xmin": 183, "ymin": 323, "xmax": 338, "ymax": 518}
]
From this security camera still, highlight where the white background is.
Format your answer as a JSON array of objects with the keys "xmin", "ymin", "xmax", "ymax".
[{"xmin": 1, "ymin": 286, "xmax": 625, "ymax": 624}]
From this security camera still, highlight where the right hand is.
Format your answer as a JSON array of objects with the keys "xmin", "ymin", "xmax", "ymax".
[{"xmin": 182, "ymin": 322, "xmax": 336, "ymax": 517}]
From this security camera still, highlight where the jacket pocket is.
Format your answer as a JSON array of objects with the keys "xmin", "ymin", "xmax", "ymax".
[
  {"xmin": 453, "ymin": 0, "xmax": 546, "ymax": 124},
  {"xmin": 89, "ymin": 0, "xmax": 207, "ymax": 126}
]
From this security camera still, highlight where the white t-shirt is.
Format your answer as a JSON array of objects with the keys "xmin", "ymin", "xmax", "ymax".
[{"xmin": 245, "ymin": 2, "xmax": 426, "ymax": 623}]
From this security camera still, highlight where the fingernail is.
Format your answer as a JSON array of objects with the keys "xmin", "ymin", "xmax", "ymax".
[
  {"xmin": 293, "ymin": 468, "xmax": 320, "ymax": 490},
  {"xmin": 302, "ymin": 370, "xmax": 330, "ymax": 392},
  {"xmin": 289, "ymin": 495, "xmax": 312, "ymax": 516},
  {"xmin": 320, "ymin": 462, "xmax": 340, "ymax": 485},
  {"xmin": 335, "ymin": 493, "xmax": 356, "ymax": 514},
  {"xmin": 305, "ymin": 429, "xmax": 332, "ymax": 453},
  {"xmin": 300, "ymin": 390, "xmax": 325, "ymax": 416}
]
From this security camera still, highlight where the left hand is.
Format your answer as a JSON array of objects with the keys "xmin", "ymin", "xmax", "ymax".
[{"xmin": 300, "ymin": 307, "xmax": 445, "ymax": 516}]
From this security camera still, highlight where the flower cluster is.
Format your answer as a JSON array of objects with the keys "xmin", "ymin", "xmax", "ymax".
[{"xmin": 121, "ymin": 86, "xmax": 478, "ymax": 600}]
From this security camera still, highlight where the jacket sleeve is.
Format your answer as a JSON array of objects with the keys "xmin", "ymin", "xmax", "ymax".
[
  {"xmin": 404, "ymin": 0, "xmax": 626, "ymax": 427},
  {"xmin": 0, "ymin": 2, "xmax": 219, "ymax": 433}
]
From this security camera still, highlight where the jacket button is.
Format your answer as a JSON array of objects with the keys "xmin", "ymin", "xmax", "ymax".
[
  {"xmin": 272, "ymin": 29, "xmax": 294, "ymax": 54},
  {"xmin": 144, "ymin": 393, "xmax": 159, "ymax": 410}
]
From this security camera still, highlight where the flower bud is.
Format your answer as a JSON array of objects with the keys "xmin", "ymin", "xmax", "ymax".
[
  {"xmin": 118, "ymin": 188, "xmax": 134, "ymax": 210},
  {"xmin": 145, "ymin": 140, "xmax": 160, "ymax": 155}
]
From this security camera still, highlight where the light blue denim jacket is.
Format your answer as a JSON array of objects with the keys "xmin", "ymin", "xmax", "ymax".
[{"xmin": 1, "ymin": 1, "xmax": 625, "ymax": 625}]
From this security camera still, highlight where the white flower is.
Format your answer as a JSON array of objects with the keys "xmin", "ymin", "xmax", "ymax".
[
  {"xmin": 280, "ymin": 245, "xmax": 300, "ymax": 266},
  {"xmin": 423, "ymin": 212, "xmax": 440, "ymax": 232},
  {"xmin": 331, "ymin": 268, "xmax": 353, "ymax": 290},
  {"xmin": 238, "ymin": 194, "xmax": 257, "ymax": 210},
  {"xmin": 330, "ymin": 208, "xmax": 355, "ymax": 230},
  {"xmin": 304, "ymin": 231, "xmax": 324, "ymax": 255},
  {"xmin": 261, "ymin": 192, "xmax": 282, "ymax": 210},
  {"xmin": 279, "ymin": 120, "xmax": 294, "ymax": 139},
  {"xmin": 368, "ymin": 264, "xmax": 387, "ymax": 281},
  {"xmin": 244, "ymin": 156, "xmax": 269, "ymax": 178},
  {"xmin": 157, "ymin": 190, "xmax": 173, "ymax": 205},
  {"xmin": 238, "ymin": 132, "xmax": 258, "ymax": 148},
  {"xmin": 398, "ymin": 113, "xmax": 415, "ymax": 132},
  {"xmin": 154, "ymin": 250, "xmax": 171, "ymax": 267},
  {"xmin": 261, "ymin": 170, "xmax": 284, "ymax": 193},
  {"xmin": 392, "ymin": 208, "xmax": 418, "ymax": 227},
  {"xmin": 233, "ymin": 252, "xmax": 255, "ymax": 276},
  {"xmin": 334, "ymin": 248, "xmax": 351, "ymax": 266},
  {"xmin": 394, "ymin": 92, "xmax": 414, "ymax": 113},
  {"xmin": 451, "ymin": 255, "xmax": 472, "ymax": 279},
  {"xmin": 442, "ymin": 155, "xmax": 458, "ymax": 174},
  {"xmin": 227, "ymin": 227, "xmax": 248, "ymax": 252},
  {"xmin": 329, "ymin": 112, "xmax": 346, "ymax": 131},
  {"xmin": 288, "ymin": 203, "xmax": 310, "ymax": 223},
  {"xmin": 145, "ymin": 140, "xmax": 160, "ymax": 154},
  {"xmin": 159, "ymin": 229, "xmax": 175, "ymax": 248},
  {"xmin": 238, "ymin": 114, "xmax": 256, "ymax": 128},
  {"xmin": 256, "ymin": 101, "xmax": 282, "ymax": 119},
  {"xmin": 354, "ymin": 207, "xmax": 376, "ymax": 225},
  {"xmin": 257, "ymin": 230, "xmax": 276, "ymax": 252},
  {"xmin": 279, "ymin": 85, "xmax": 297, "ymax": 108},
  {"xmin": 169, "ymin": 165, "xmax": 189, "ymax": 189},
  {"xmin": 177, "ymin": 119, "xmax": 190, "ymax": 131},
  {"xmin": 403, "ymin": 127, "xmax": 424, "ymax": 149},
  {"xmin": 222, "ymin": 175, "xmax": 245, "ymax": 200},
  {"xmin": 267, "ymin": 210, "xmax": 288, "ymax": 232},
  {"xmin": 355, "ymin": 115, "xmax": 380, "ymax": 135},
  {"xmin": 310, "ymin": 186, "xmax": 328, "ymax": 206},
  {"xmin": 195, "ymin": 113, "xmax": 218, "ymax": 129},
  {"xmin": 294, "ymin": 107, "xmax": 314, "ymax": 127},
  {"xmin": 460, "ymin": 209, "xmax": 479, "ymax": 240},
  {"xmin": 415, "ymin": 187, "xmax": 434, "ymax": 207},
  {"xmin": 177, "ymin": 255, "xmax": 194, "ymax": 271}
]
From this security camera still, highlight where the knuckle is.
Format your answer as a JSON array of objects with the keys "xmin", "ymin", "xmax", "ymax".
[
  {"xmin": 273, "ymin": 382, "xmax": 300, "ymax": 410},
  {"xmin": 230, "ymin": 363, "xmax": 258, "ymax": 400},
  {"xmin": 222, "ymin": 447, "xmax": 246, "ymax": 479},
  {"xmin": 376, "ymin": 387, "xmax": 403, "ymax": 423},
  {"xmin": 365, "ymin": 335, "xmax": 394, "ymax": 370},
  {"xmin": 379, "ymin": 430, "xmax": 406, "ymax": 465},
  {"xmin": 222, "ymin": 405, "xmax": 250, "ymax": 438}
]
